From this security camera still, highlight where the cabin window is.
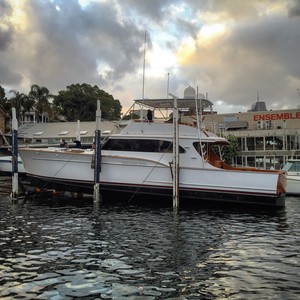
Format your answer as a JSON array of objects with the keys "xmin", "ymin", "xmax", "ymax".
[
  {"xmin": 193, "ymin": 142, "xmax": 208, "ymax": 156},
  {"xmin": 159, "ymin": 141, "xmax": 185, "ymax": 153},
  {"xmin": 103, "ymin": 139, "xmax": 131, "ymax": 151},
  {"xmin": 102, "ymin": 139, "xmax": 185, "ymax": 153}
]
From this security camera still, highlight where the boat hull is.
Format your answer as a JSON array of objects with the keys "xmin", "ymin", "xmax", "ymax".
[
  {"xmin": 19, "ymin": 145, "xmax": 286, "ymax": 207},
  {"xmin": 26, "ymin": 172, "xmax": 285, "ymax": 207},
  {"xmin": 286, "ymin": 176, "xmax": 300, "ymax": 195},
  {"xmin": 0, "ymin": 156, "xmax": 26, "ymax": 175}
]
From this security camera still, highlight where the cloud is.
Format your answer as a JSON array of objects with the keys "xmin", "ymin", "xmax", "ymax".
[
  {"xmin": 288, "ymin": 0, "xmax": 300, "ymax": 17},
  {"xmin": 0, "ymin": 0, "xmax": 299, "ymax": 113}
]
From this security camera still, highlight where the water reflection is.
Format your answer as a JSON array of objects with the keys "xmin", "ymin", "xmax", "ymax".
[{"xmin": 0, "ymin": 196, "xmax": 299, "ymax": 299}]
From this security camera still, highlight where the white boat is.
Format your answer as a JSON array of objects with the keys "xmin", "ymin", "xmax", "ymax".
[
  {"xmin": 18, "ymin": 92, "xmax": 286, "ymax": 207},
  {"xmin": 282, "ymin": 159, "xmax": 300, "ymax": 195},
  {"xmin": 0, "ymin": 155, "xmax": 26, "ymax": 175}
]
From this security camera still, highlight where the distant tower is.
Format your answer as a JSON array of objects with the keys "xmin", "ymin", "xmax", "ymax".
[{"xmin": 248, "ymin": 91, "xmax": 267, "ymax": 112}]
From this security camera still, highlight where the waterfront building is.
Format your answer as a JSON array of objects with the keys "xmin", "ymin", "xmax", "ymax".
[{"xmin": 203, "ymin": 101, "xmax": 300, "ymax": 170}]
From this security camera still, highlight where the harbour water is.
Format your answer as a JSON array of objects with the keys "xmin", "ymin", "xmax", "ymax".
[{"xmin": 0, "ymin": 194, "xmax": 299, "ymax": 299}]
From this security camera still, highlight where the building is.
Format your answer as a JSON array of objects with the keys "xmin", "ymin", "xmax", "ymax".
[
  {"xmin": 17, "ymin": 120, "xmax": 122, "ymax": 146},
  {"xmin": 203, "ymin": 101, "xmax": 300, "ymax": 170}
]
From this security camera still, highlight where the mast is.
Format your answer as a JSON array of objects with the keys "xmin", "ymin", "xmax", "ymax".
[{"xmin": 140, "ymin": 30, "xmax": 147, "ymax": 120}]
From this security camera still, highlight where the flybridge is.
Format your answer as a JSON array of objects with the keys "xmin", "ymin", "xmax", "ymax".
[{"xmin": 253, "ymin": 111, "xmax": 300, "ymax": 121}]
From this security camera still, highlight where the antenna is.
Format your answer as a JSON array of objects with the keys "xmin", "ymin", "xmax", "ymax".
[
  {"xmin": 142, "ymin": 30, "xmax": 147, "ymax": 99},
  {"xmin": 167, "ymin": 72, "xmax": 170, "ymax": 99},
  {"xmin": 297, "ymin": 88, "xmax": 300, "ymax": 98},
  {"xmin": 257, "ymin": 90, "xmax": 260, "ymax": 102}
]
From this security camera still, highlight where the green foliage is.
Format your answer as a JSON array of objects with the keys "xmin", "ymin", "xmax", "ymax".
[
  {"xmin": 53, "ymin": 83, "xmax": 122, "ymax": 121},
  {"xmin": 9, "ymin": 90, "xmax": 34, "ymax": 123},
  {"xmin": 221, "ymin": 134, "xmax": 239, "ymax": 164},
  {"xmin": 29, "ymin": 84, "xmax": 53, "ymax": 122},
  {"xmin": 122, "ymin": 112, "xmax": 140, "ymax": 120},
  {"xmin": 0, "ymin": 85, "xmax": 5, "ymax": 100},
  {"xmin": 0, "ymin": 85, "xmax": 9, "ymax": 112}
]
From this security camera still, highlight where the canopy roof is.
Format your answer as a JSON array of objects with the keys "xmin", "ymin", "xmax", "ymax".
[{"xmin": 134, "ymin": 98, "xmax": 213, "ymax": 110}]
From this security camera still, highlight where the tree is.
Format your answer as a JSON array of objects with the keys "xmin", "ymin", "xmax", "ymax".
[
  {"xmin": 29, "ymin": 84, "xmax": 53, "ymax": 122},
  {"xmin": 221, "ymin": 134, "xmax": 239, "ymax": 164},
  {"xmin": 53, "ymin": 83, "xmax": 122, "ymax": 121},
  {"xmin": 0, "ymin": 85, "xmax": 10, "ymax": 112},
  {"xmin": 122, "ymin": 112, "xmax": 140, "ymax": 120},
  {"xmin": 9, "ymin": 90, "xmax": 34, "ymax": 123}
]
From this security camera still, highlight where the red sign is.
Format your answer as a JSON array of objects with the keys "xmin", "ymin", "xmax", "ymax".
[{"xmin": 253, "ymin": 112, "xmax": 300, "ymax": 121}]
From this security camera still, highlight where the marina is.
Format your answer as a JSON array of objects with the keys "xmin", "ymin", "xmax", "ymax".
[
  {"xmin": 16, "ymin": 89, "xmax": 287, "ymax": 208},
  {"xmin": 1, "ymin": 1, "xmax": 299, "ymax": 298}
]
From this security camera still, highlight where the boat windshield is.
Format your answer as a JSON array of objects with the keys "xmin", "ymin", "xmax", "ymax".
[{"xmin": 282, "ymin": 161, "xmax": 300, "ymax": 172}]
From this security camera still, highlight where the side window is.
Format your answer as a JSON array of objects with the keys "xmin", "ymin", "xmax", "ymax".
[
  {"xmin": 160, "ymin": 141, "xmax": 172, "ymax": 152},
  {"xmin": 160, "ymin": 141, "xmax": 185, "ymax": 153},
  {"xmin": 193, "ymin": 142, "xmax": 208, "ymax": 157},
  {"xmin": 102, "ymin": 139, "xmax": 131, "ymax": 151},
  {"xmin": 193, "ymin": 142, "xmax": 202, "ymax": 156},
  {"xmin": 103, "ymin": 139, "xmax": 185, "ymax": 153},
  {"xmin": 130, "ymin": 140, "xmax": 159, "ymax": 152}
]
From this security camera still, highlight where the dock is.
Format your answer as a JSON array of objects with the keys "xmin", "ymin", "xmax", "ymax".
[
  {"xmin": 0, "ymin": 176, "xmax": 92, "ymax": 201},
  {"xmin": 0, "ymin": 176, "xmax": 36, "ymax": 198}
]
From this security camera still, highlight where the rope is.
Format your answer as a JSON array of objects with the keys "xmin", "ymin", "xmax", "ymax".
[
  {"xmin": 128, "ymin": 142, "xmax": 172, "ymax": 203},
  {"xmin": 39, "ymin": 149, "xmax": 76, "ymax": 190}
]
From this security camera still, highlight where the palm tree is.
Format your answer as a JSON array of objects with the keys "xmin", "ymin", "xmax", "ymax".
[
  {"xmin": 28, "ymin": 84, "xmax": 53, "ymax": 123},
  {"xmin": 9, "ymin": 90, "xmax": 34, "ymax": 123}
]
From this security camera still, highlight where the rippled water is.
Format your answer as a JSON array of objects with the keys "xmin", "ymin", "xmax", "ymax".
[{"xmin": 0, "ymin": 195, "xmax": 299, "ymax": 300}]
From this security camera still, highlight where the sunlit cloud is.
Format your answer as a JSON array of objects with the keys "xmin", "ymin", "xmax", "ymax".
[
  {"xmin": 200, "ymin": 24, "xmax": 226, "ymax": 39},
  {"xmin": 176, "ymin": 37, "xmax": 196, "ymax": 64},
  {"xmin": 8, "ymin": 0, "xmax": 27, "ymax": 30}
]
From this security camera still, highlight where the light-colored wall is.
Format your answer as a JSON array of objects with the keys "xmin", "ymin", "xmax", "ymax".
[{"xmin": 204, "ymin": 108, "xmax": 300, "ymax": 132}]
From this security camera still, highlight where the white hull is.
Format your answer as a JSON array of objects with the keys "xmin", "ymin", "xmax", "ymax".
[
  {"xmin": 282, "ymin": 160, "xmax": 300, "ymax": 195},
  {"xmin": 286, "ymin": 175, "xmax": 300, "ymax": 195},
  {"xmin": 19, "ymin": 145, "xmax": 286, "ymax": 206},
  {"xmin": 0, "ymin": 156, "xmax": 26, "ymax": 175}
]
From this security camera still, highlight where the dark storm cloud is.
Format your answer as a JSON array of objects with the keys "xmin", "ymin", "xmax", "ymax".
[
  {"xmin": 25, "ymin": 0, "xmax": 146, "ymax": 90},
  {"xmin": 204, "ymin": 13, "xmax": 300, "ymax": 109},
  {"xmin": 121, "ymin": 0, "xmax": 180, "ymax": 22},
  {"xmin": 0, "ymin": 0, "xmax": 12, "ymax": 18},
  {"xmin": 0, "ymin": 60, "xmax": 22, "ymax": 85},
  {"xmin": 0, "ymin": 0, "xmax": 13, "ymax": 51},
  {"xmin": 0, "ymin": 0, "xmax": 146, "ymax": 94},
  {"xmin": 289, "ymin": 0, "xmax": 300, "ymax": 17}
]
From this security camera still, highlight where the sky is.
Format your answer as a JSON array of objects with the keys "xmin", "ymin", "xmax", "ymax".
[{"xmin": 1, "ymin": 0, "xmax": 300, "ymax": 115}]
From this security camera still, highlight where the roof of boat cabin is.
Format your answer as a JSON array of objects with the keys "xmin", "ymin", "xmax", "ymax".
[
  {"xmin": 118, "ymin": 122, "xmax": 228, "ymax": 143},
  {"xmin": 134, "ymin": 98, "xmax": 213, "ymax": 110}
]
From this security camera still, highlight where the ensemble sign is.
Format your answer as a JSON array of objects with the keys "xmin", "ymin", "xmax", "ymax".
[{"xmin": 253, "ymin": 112, "xmax": 300, "ymax": 121}]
